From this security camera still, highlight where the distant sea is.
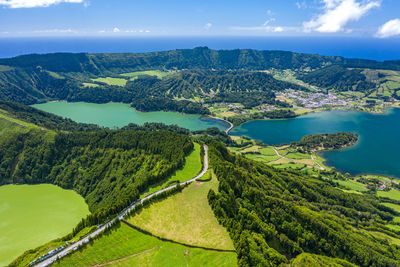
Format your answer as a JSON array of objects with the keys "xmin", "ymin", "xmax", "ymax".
[{"xmin": 0, "ymin": 36, "xmax": 399, "ymax": 61}]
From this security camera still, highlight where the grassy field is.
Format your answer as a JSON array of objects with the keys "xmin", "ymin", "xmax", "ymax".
[
  {"xmin": 141, "ymin": 143, "xmax": 202, "ymax": 197},
  {"xmin": 92, "ymin": 77, "xmax": 127, "ymax": 86},
  {"xmin": 377, "ymin": 189, "xmax": 400, "ymax": 201},
  {"xmin": 228, "ymin": 138, "xmax": 325, "ymax": 170},
  {"xmin": 245, "ymin": 153, "xmax": 280, "ymax": 163},
  {"xmin": 367, "ymin": 231, "xmax": 400, "ymax": 246},
  {"xmin": 82, "ymin": 82, "xmax": 99, "ymax": 88},
  {"xmin": 274, "ymin": 163, "xmax": 306, "ymax": 169},
  {"xmin": 121, "ymin": 70, "xmax": 172, "ymax": 80},
  {"xmin": 381, "ymin": 203, "xmax": 400, "ymax": 223},
  {"xmin": 129, "ymin": 171, "xmax": 234, "ymax": 250},
  {"xmin": 286, "ymin": 152, "xmax": 311, "ymax": 160},
  {"xmin": 336, "ymin": 179, "xmax": 367, "ymax": 192},
  {"xmin": 57, "ymin": 223, "xmax": 236, "ymax": 267},
  {"xmin": 290, "ymin": 253, "xmax": 356, "ymax": 267},
  {"xmin": 0, "ymin": 184, "xmax": 89, "ymax": 266}
]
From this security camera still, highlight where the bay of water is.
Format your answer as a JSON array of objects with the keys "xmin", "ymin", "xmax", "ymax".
[
  {"xmin": 231, "ymin": 109, "xmax": 400, "ymax": 178},
  {"xmin": 32, "ymin": 101, "xmax": 228, "ymax": 132},
  {"xmin": 1, "ymin": 36, "xmax": 399, "ymax": 60}
]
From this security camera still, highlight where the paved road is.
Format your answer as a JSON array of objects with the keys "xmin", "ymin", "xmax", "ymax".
[
  {"xmin": 208, "ymin": 116, "xmax": 233, "ymax": 134},
  {"xmin": 311, "ymin": 154, "xmax": 324, "ymax": 170},
  {"xmin": 35, "ymin": 145, "xmax": 208, "ymax": 267},
  {"xmin": 271, "ymin": 147, "xmax": 286, "ymax": 160}
]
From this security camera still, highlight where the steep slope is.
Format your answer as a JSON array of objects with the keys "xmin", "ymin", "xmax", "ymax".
[{"xmin": 207, "ymin": 141, "xmax": 400, "ymax": 266}]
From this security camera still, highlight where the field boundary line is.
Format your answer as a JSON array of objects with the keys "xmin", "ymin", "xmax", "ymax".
[
  {"xmin": 89, "ymin": 247, "xmax": 159, "ymax": 267},
  {"xmin": 122, "ymin": 220, "xmax": 236, "ymax": 253}
]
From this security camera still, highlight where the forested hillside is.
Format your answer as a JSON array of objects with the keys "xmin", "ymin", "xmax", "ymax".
[
  {"xmin": 0, "ymin": 103, "xmax": 194, "ymax": 225},
  {"xmin": 298, "ymin": 65, "xmax": 376, "ymax": 92},
  {"xmin": 0, "ymin": 47, "xmax": 398, "ymax": 110},
  {"xmin": 207, "ymin": 141, "xmax": 400, "ymax": 266}
]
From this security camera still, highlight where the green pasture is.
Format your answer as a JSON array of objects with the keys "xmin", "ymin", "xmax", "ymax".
[
  {"xmin": 130, "ymin": 171, "xmax": 234, "ymax": 250},
  {"xmin": 92, "ymin": 77, "xmax": 127, "ymax": 86},
  {"xmin": 57, "ymin": 223, "xmax": 236, "ymax": 267},
  {"xmin": 121, "ymin": 70, "xmax": 172, "ymax": 80}
]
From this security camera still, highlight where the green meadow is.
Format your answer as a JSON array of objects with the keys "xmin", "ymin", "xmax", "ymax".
[
  {"xmin": 336, "ymin": 179, "xmax": 367, "ymax": 192},
  {"xmin": 92, "ymin": 77, "xmax": 127, "ymax": 86},
  {"xmin": 57, "ymin": 223, "xmax": 236, "ymax": 267},
  {"xmin": 130, "ymin": 171, "xmax": 234, "ymax": 250},
  {"xmin": 121, "ymin": 70, "xmax": 172, "ymax": 80},
  {"xmin": 378, "ymin": 189, "xmax": 400, "ymax": 201},
  {"xmin": 0, "ymin": 184, "xmax": 89, "ymax": 266}
]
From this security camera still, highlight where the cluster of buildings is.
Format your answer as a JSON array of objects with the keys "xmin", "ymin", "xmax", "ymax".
[{"xmin": 278, "ymin": 90, "xmax": 349, "ymax": 109}]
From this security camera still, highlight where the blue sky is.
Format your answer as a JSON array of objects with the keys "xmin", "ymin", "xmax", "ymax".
[{"xmin": 0, "ymin": 0, "xmax": 400, "ymax": 38}]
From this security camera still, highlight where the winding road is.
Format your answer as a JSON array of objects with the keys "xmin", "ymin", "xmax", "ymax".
[
  {"xmin": 35, "ymin": 145, "xmax": 209, "ymax": 267},
  {"xmin": 208, "ymin": 116, "xmax": 233, "ymax": 134}
]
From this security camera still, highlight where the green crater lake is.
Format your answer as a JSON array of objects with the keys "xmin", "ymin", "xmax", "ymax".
[
  {"xmin": 0, "ymin": 184, "xmax": 89, "ymax": 266},
  {"xmin": 32, "ymin": 102, "xmax": 228, "ymax": 131},
  {"xmin": 231, "ymin": 108, "xmax": 400, "ymax": 178}
]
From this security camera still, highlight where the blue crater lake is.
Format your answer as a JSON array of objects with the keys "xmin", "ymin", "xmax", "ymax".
[
  {"xmin": 32, "ymin": 102, "xmax": 228, "ymax": 132},
  {"xmin": 231, "ymin": 108, "xmax": 400, "ymax": 178}
]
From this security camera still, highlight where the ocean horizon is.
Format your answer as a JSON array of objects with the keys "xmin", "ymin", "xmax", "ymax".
[{"xmin": 0, "ymin": 36, "xmax": 399, "ymax": 61}]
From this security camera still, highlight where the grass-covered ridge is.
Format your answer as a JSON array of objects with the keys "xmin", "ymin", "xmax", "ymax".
[
  {"xmin": 56, "ymin": 223, "xmax": 237, "ymax": 267},
  {"xmin": 129, "ymin": 171, "xmax": 234, "ymax": 250}
]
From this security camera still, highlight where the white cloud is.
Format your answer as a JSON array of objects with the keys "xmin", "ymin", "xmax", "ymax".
[
  {"xmin": 303, "ymin": 0, "xmax": 380, "ymax": 33},
  {"xmin": 0, "ymin": 0, "xmax": 85, "ymax": 8},
  {"xmin": 34, "ymin": 28, "xmax": 76, "ymax": 33},
  {"xmin": 376, "ymin": 19, "xmax": 400, "ymax": 38},
  {"xmin": 231, "ymin": 19, "xmax": 292, "ymax": 33},
  {"xmin": 204, "ymin": 22, "xmax": 212, "ymax": 30},
  {"xmin": 296, "ymin": 1, "xmax": 308, "ymax": 9},
  {"xmin": 113, "ymin": 27, "xmax": 120, "ymax": 33}
]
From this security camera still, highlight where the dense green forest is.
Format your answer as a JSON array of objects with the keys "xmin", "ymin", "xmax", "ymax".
[
  {"xmin": 2, "ymin": 47, "xmax": 399, "ymax": 73},
  {"xmin": 207, "ymin": 141, "xmax": 400, "ymax": 266},
  {"xmin": 298, "ymin": 65, "xmax": 376, "ymax": 92},
  {"xmin": 291, "ymin": 132, "xmax": 359, "ymax": 152}
]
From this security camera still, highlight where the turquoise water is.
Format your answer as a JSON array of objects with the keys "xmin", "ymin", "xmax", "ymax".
[
  {"xmin": 32, "ymin": 102, "xmax": 228, "ymax": 132},
  {"xmin": 231, "ymin": 109, "xmax": 400, "ymax": 178}
]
